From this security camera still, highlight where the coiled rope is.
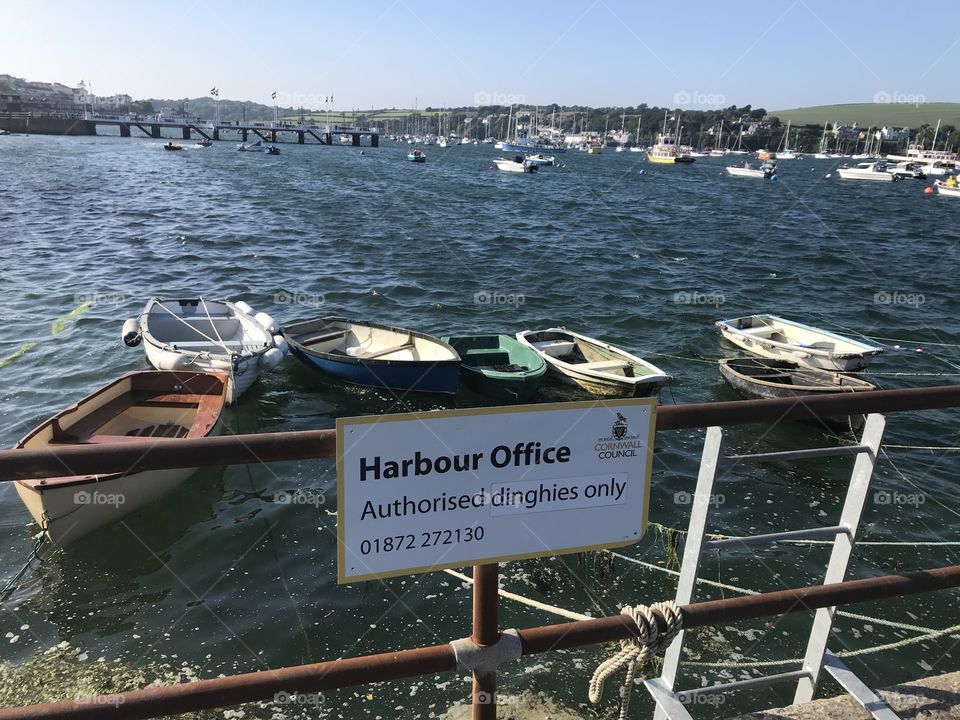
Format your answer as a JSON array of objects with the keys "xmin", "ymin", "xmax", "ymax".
[{"xmin": 588, "ymin": 601, "xmax": 683, "ymax": 720}]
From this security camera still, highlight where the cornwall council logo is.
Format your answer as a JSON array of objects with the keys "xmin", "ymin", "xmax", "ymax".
[{"xmin": 612, "ymin": 413, "xmax": 628, "ymax": 439}]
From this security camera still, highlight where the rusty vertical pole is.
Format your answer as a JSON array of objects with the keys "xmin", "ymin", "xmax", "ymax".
[{"xmin": 471, "ymin": 563, "xmax": 499, "ymax": 720}]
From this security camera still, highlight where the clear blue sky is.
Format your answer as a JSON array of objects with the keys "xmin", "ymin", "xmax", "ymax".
[{"xmin": 2, "ymin": 0, "xmax": 957, "ymax": 110}]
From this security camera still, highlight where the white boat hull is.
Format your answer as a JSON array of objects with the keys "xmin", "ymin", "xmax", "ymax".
[
  {"xmin": 935, "ymin": 182, "xmax": 960, "ymax": 197},
  {"xmin": 15, "ymin": 448, "xmax": 218, "ymax": 546},
  {"xmin": 135, "ymin": 298, "xmax": 282, "ymax": 404},
  {"xmin": 836, "ymin": 168, "xmax": 893, "ymax": 182},
  {"xmin": 716, "ymin": 315, "xmax": 882, "ymax": 372},
  {"xmin": 726, "ymin": 166, "xmax": 768, "ymax": 178}
]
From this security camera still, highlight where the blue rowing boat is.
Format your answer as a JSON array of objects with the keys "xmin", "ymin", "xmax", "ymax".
[{"xmin": 282, "ymin": 318, "xmax": 460, "ymax": 395}]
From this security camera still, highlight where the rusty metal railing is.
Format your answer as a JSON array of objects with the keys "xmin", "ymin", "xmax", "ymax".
[{"xmin": 1, "ymin": 386, "xmax": 959, "ymax": 720}]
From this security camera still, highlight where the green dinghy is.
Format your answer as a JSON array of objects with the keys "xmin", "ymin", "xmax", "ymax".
[{"xmin": 442, "ymin": 334, "xmax": 547, "ymax": 403}]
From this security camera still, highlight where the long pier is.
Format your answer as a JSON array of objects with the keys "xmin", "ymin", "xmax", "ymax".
[{"xmin": 0, "ymin": 113, "xmax": 378, "ymax": 146}]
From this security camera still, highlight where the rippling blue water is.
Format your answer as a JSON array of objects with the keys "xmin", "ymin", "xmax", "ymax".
[{"xmin": 1, "ymin": 133, "xmax": 959, "ymax": 718}]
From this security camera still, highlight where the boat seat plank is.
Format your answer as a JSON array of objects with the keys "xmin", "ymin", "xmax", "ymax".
[
  {"xmin": 355, "ymin": 340, "xmax": 415, "ymax": 360},
  {"xmin": 297, "ymin": 329, "xmax": 349, "ymax": 346},
  {"xmin": 579, "ymin": 360, "xmax": 631, "ymax": 370},
  {"xmin": 50, "ymin": 393, "xmax": 135, "ymax": 441},
  {"xmin": 738, "ymin": 325, "xmax": 776, "ymax": 337}
]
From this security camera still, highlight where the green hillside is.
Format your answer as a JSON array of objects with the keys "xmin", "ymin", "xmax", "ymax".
[{"xmin": 768, "ymin": 103, "xmax": 960, "ymax": 128}]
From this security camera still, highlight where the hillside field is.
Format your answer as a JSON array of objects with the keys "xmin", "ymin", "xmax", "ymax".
[{"xmin": 767, "ymin": 102, "xmax": 960, "ymax": 128}]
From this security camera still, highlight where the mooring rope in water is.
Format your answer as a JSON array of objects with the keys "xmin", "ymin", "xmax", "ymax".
[
  {"xmin": 0, "ymin": 534, "xmax": 48, "ymax": 603},
  {"xmin": 588, "ymin": 601, "xmax": 683, "ymax": 720}
]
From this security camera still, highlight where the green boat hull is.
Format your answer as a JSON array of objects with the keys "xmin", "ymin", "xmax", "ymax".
[{"xmin": 442, "ymin": 334, "xmax": 547, "ymax": 403}]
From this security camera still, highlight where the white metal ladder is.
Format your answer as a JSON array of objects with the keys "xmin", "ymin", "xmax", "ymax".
[{"xmin": 646, "ymin": 414, "xmax": 900, "ymax": 720}]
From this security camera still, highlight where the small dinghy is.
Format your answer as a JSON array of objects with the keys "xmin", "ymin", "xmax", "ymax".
[
  {"xmin": 407, "ymin": 149, "xmax": 426, "ymax": 162},
  {"xmin": 163, "ymin": 142, "xmax": 183, "ymax": 151},
  {"xmin": 122, "ymin": 298, "xmax": 287, "ymax": 404},
  {"xmin": 934, "ymin": 179, "xmax": 960, "ymax": 197},
  {"xmin": 719, "ymin": 358, "xmax": 875, "ymax": 430},
  {"xmin": 13, "ymin": 371, "xmax": 227, "ymax": 545},
  {"xmin": 719, "ymin": 358, "xmax": 876, "ymax": 399},
  {"xmin": 716, "ymin": 314, "xmax": 882, "ymax": 372},
  {"xmin": 441, "ymin": 334, "xmax": 546, "ymax": 403},
  {"xmin": 516, "ymin": 328, "xmax": 670, "ymax": 397},
  {"xmin": 282, "ymin": 317, "xmax": 460, "ymax": 395},
  {"xmin": 237, "ymin": 140, "xmax": 263, "ymax": 151}
]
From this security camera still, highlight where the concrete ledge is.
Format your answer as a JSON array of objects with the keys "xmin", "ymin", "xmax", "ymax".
[{"xmin": 736, "ymin": 671, "xmax": 960, "ymax": 720}]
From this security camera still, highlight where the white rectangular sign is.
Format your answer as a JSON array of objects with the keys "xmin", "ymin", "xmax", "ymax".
[{"xmin": 336, "ymin": 399, "xmax": 656, "ymax": 583}]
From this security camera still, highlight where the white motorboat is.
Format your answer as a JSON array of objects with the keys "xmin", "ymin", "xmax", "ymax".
[
  {"xmin": 493, "ymin": 156, "xmax": 538, "ymax": 173},
  {"xmin": 525, "ymin": 153, "xmax": 556, "ymax": 166},
  {"xmin": 726, "ymin": 162, "xmax": 777, "ymax": 178},
  {"xmin": 715, "ymin": 314, "xmax": 883, "ymax": 372},
  {"xmin": 836, "ymin": 161, "xmax": 896, "ymax": 182},
  {"xmin": 123, "ymin": 298, "xmax": 287, "ymax": 404},
  {"xmin": 13, "ymin": 371, "xmax": 228, "ymax": 545},
  {"xmin": 516, "ymin": 328, "xmax": 670, "ymax": 397}
]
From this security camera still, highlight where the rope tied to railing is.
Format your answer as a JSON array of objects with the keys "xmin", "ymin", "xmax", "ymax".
[{"xmin": 588, "ymin": 600, "xmax": 683, "ymax": 720}]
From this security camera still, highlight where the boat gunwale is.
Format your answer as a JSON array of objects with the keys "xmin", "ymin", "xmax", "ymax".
[{"xmin": 442, "ymin": 334, "xmax": 547, "ymax": 381}]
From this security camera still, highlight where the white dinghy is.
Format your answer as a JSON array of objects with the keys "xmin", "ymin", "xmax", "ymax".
[
  {"xmin": 122, "ymin": 298, "xmax": 287, "ymax": 404},
  {"xmin": 516, "ymin": 328, "xmax": 670, "ymax": 397},
  {"xmin": 716, "ymin": 314, "xmax": 882, "ymax": 372}
]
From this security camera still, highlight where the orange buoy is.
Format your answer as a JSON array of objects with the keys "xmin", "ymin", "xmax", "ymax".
[{"xmin": 924, "ymin": 186, "xmax": 935, "ymax": 195}]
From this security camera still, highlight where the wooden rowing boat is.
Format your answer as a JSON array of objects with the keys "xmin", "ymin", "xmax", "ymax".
[
  {"xmin": 719, "ymin": 358, "xmax": 876, "ymax": 399},
  {"xmin": 441, "ymin": 334, "xmax": 546, "ymax": 402},
  {"xmin": 282, "ymin": 317, "xmax": 461, "ymax": 395},
  {"xmin": 13, "ymin": 371, "xmax": 227, "ymax": 545},
  {"xmin": 716, "ymin": 315, "xmax": 882, "ymax": 372},
  {"xmin": 516, "ymin": 328, "xmax": 670, "ymax": 397}
]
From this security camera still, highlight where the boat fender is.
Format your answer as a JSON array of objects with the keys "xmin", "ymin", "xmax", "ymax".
[
  {"xmin": 122, "ymin": 318, "xmax": 142, "ymax": 347},
  {"xmin": 272, "ymin": 334, "xmax": 290, "ymax": 354},
  {"xmin": 261, "ymin": 347, "xmax": 284, "ymax": 370},
  {"xmin": 233, "ymin": 300, "xmax": 255, "ymax": 316},
  {"xmin": 770, "ymin": 175, "xmax": 778, "ymax": 182},
  {"xmin": 254, "ymin": 312, "xmax": 279, "ymax": 334}
]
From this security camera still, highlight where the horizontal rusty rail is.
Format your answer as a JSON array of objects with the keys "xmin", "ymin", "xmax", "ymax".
[
  {"xmin": 3, "ymin": 564, "xmax": 959, "ymax": 720},
  {"xmin": 2, "ymin": 386, "xmax": 959, "ymax": 482}
]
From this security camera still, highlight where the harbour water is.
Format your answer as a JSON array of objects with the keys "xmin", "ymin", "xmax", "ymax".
[{"xmin": 1, "ymin": 134, "xmax": 959, "ymax": 718}]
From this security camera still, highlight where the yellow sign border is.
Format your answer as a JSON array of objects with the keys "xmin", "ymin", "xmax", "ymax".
[{"xmin": 336, "ymin": 398, "xmax": 657, "ymax": 584}]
